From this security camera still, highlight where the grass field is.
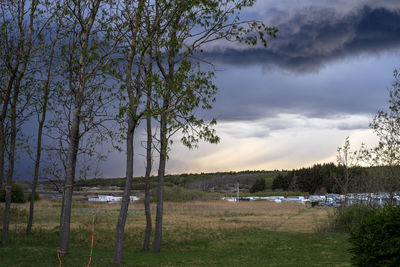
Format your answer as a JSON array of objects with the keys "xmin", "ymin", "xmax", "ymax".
[{"xmin": 0, "ymin": 200, "xmax": 352, "ymax": 266}]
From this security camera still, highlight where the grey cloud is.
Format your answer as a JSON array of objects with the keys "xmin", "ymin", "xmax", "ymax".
[
  {"xmin": 336, "ymin": 121, "xmax": 370, "ymax": 130},
  {"xmin": 204, "ymin": 6, "xmax": 400, "ymax": 73}
]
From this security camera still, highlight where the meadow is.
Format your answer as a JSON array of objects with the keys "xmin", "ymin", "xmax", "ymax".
[{"xmin": 0, "ymin": 200, "xmax": 352, "ymax": 266}]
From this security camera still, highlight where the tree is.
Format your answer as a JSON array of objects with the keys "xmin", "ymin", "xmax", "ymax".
[
  {"xmin": 113, "ymin": 0, "xmax": 147, "ymax": 263},
  {"xmin": 113, "ymin": 0, "xmax": 188, "ymax": 260},
  {"xmin": 26, "ymin": 2, "xmax": 60, "ymax": 234},
  {"xmin": 349, "ymin": 205, "xmax": 400, "ymax": 266},
  {"xmin": 143, "ymin": 31, "xmax": 154, "ymax": 252},
  {"xmin": 151, "ymin": 0, "xmax": 277, "ymax": 252},
  {"xmin": 57, "ymin": 0, "xmax": 121, "ymax": 254},
  {"xmin": 364, "ymin": 68, "xmax": 400, "ymax": 201},
  {"xmin": 1, "ymin": 0, "xmax": 38, "ymax": 246},
  {"xmin": 249, "ymin": 178, "xmax": 266, "ymax": 193},
  {"xmin": 272, "ymin": 173, "xmax": 291, "ymax": 191},
  {"xmin": 336, "ymin": 137, "xmax": 363, "ymax": 206}
]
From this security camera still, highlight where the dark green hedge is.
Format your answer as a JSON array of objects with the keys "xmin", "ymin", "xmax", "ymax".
[
  {"xmin": 0, "ymin": 183, "xmax": 26, "ymax": 203},
  {"xmin": 349, "ymin": 205, "xmax": 400, "ymax": 266}
]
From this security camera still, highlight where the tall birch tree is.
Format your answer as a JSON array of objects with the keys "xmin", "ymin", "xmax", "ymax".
[
  {"xmin": 57, "ymin": 0, "xmax": 121, "ymax": 254},
  {"xmin": 113, "ymin": 0, "xmax": 146, "ymax": 263},
  {"xmin": 1, "ymin": 0, "xmax": 38, "ymax": 246},
  {"xmin": 26, "ymin": 2, "xmax": 61, "ymax": 234},
  {"xmin": 152, "ymin": 0, "xmax": 277, "ymax": 252}
]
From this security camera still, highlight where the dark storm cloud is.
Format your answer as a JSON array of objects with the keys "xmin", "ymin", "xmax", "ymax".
[{"xmin": 204, "ymin": 6, "xmax": 400, "ymax": 72}]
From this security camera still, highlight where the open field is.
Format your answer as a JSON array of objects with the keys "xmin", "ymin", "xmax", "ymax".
[{"xmin": 0, "ymin": 200, "xmax": 351, "ymax": 266}]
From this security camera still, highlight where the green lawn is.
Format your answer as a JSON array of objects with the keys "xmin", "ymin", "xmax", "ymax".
[{"xmin": 0, "ymin": 227, "xmax": 351, "ymax": 266}]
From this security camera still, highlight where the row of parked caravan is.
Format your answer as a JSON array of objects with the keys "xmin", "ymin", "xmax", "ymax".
[
  {"xmin": 222, "ymin": 192, "xmax": 400, "ymax": 206},
  {"xmin": 88, "ymin": 195, "xmax": 139, "ymax": 202}
]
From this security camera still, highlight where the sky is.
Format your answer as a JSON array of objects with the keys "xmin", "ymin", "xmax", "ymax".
[
  {"xmin": 157, "ymin": 0, "xmax": 400, "ymax": 175},
  {"xmin": 14, "ymin": 0, "xmax": 400, "ymax": 180}
]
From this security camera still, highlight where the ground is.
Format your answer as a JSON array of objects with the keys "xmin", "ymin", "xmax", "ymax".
[{"xmin": 0, "ymin": 200, "xmax": 351, "ymax": 266}]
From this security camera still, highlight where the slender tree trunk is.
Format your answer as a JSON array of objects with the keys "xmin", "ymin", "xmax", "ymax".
[
  {"xmin": 26, "ymin": 115, "xmax": 45, "ymax": 234},
  {"xmin": 113, "ymin": 119, "xmax": 136, "ymax": 264},
  {"xmin": 153, "ymin": 115, "xmax": 167, "ymax": 252},
  {"xmin": 1, "ymin": 80, "xmax": 19, "ymax": 245},
  {"xmin": 153, "ymin": 18, "xmax": 177, "ymax": 251},
  {"xmin": 113, "ymin": 44, "xmax": 136, "ymax": 265},
  {"xmin": 143, "ymin": 58, "xmax": 153, "ymax": 251},
  {"xmin": 0, "ymin": 128, "xmax": 6, "ymax": 189},
  {"xmin": 0, "ymin": 148, "xmax": 3, "ymax": 188},
  {"xmin": 0, "ymin": 73, "xmax": 16, "ymax": 193},
  {"xmin": 0, "ymin": 91, "xmax": 12, "ymax": 189},
  {"xmin": 113, "ymin": 47, "xmax": 146, "ymax": 265},
  {"xmin": 59, "ymin": 187, "xmax": 65, "ymax": 230},
  {"xmin": 58, "ymin": 99, "xmax": 81, "ymax": 254},
  {"xmin": 113, "ymin": 2, "xmax": 145, "ymax": 262},
  {"xmin": 343, "ymin": 166, "xmax": 348, "ymax": 208},
  {"xmin": 26, "ymin": 36, "xmax": 55, "ymax": 234}
]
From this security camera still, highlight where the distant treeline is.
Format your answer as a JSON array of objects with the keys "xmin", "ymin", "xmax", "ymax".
[
  {"xmin": 69, "ymin": 170, "xmax": 279, "ymax": 190},
  {"xmin": 272, "ymin": 163, "xmax": 400, "ymax": 194},
  {"xmin": 45, "ymin": 165, "xmax": 399, "ymax": 195}
]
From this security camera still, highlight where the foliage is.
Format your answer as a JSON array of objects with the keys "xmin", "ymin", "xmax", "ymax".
[
  {"xmin": 151, "ymin": 186, "xmax": 218, "ymax": 202},
  {"xmin": 240, "ymin": 191, "xmax": 309, "ymax": 197},
  {"xmin": 333, "ymin": 205, "xmax": 376, "ymax": 233},
  {"xmin": 27, "ymin": 192, "xmax": 40, "ymax": 201},
  {"xmin": 316, "ymin": 205, "xmax": 376, "ymax": 233},
  {"xmin": 349, "ymin": 205, "xmax": 400, "ymax": 266},
  {"xmin": 70, "ymin": 171, "xmax": 277, "ymax": 191},
  {"xmin": 336, "ymin": 137, "xmax": 365, "ymax": 198},
  {"xmin": 249, "ymin": 178, "xmax": 266, "ymax": 193},
  {"xmin": 362, "ymin": 68, "xmax": 400, "ymax": 194},
  {"xmin": 0, "ymin": 183, "xmax": 26, "ymax": 203},
  {"xmin": 272, "ymin": 163, "xmax": 344, "ymax": 194},
  {"xmin": 271, "ymin": 163, "xmax": 373, "ymax": 194},
  {"xmin": 272, "ymin": 173, "xmax": 292, "ymax": 191}
]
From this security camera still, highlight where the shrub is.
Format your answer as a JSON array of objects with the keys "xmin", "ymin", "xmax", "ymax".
[
  {"xmin": 272, "ymin": 173, "xmax": 291, "ymax": 191},
  {"xmin": 349, "ymin": 205, "xmax": 400, "ymax": 266},
  {"xmin": 249, "ymin": 178, "xmax": 266, "ymax": 193},
  {"xmin": 0, "ymin": 183, "xmax": 26, "ymax": 203},
  {"xmin": 316, "ymin": 205, "xmax": 376, "ymax": 233},
  {"xmin": 27, "ymin": 192, "xmax": 41, "ymax": 201},
  {"xmin": 334, "ymin": 205, "xmax": 376, "ymax": 233},
  {"xmin": 151, "ymin": 186, "xmax": 218, "ymax": 202},
  {"xmin": 311, "ymin": 201, "xmax": 320, "ymax": 207},
  {"xmin": 240, "ymin": 191, "xmax": 308, "ymax": 197}
]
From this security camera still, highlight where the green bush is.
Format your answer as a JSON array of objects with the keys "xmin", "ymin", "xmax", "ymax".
[
  {"xmin": 240, "ymin": 191, "xmax": 309, "ymax": 197},
  {"xmin": 151, "ymin": 186, "xmax": 219, "ymax": 202},
  {"xmin": 27, "ymin": 192, "xmax": 40, "ymax": 201},
  {"xmin": 334, "ymin": 205, "xmax": 376, "ymax": 233},
  {"xmin": 311, "ymin": 201, "xmax": 320, "ymax": 207},
  {"xmin": 249, "ymin": 178, "xmax": 266, "ymax": 193},
  {"xmin": 349, "ymin": 205, "xmax": 400, "ymax": 266},
  {"xmin": 272, "ymin": 173, "xmax": 291, "ymax": 191},
  {"xmin": 0, "ymin": 183, "xmax": 26, "ymax": 203},
  {"xmin": 316, "ymin": 205, "xmax": 376, "ymax": 233}
]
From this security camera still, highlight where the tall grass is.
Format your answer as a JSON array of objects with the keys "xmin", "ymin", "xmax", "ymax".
[
  {"xmin": 0, "ymin": 199, "xmax": 352, "ymax": 266},
  {"xmin": 316, "ymin": 205, "xmax": 376, "ymax": 233}
]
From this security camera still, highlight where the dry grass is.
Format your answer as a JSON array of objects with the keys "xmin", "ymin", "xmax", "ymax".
[
  {"xmin": 1, "ymin": 199, "xmax": 332, "ymax": 233},
  {"xmin": 163, "ymin": 201, "xmax": 305, "ymax": 231}
]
